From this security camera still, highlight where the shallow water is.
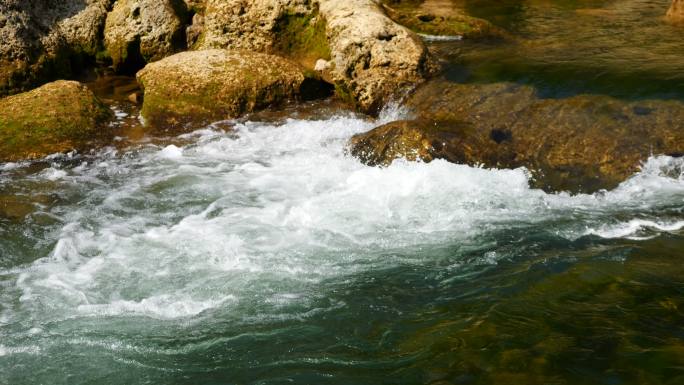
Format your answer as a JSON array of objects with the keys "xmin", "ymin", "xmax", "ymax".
[
  {"xmin": 1, "ymin": 103, "xmax": 684, "ymax": 384},
  {"xmin": 445, "ymin": 0, "xmax": 684, "ymax": 98}
]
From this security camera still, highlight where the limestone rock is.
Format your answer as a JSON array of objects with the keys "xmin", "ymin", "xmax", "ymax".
[
  {"xmin": 319, "ymin": 0, "xmax": 435, "ymax": 113},
  {"xmin": 186, "ymin": 12, "xmax": 205, "ymax": 48},
  {"xmin": 104, "ymin": 0, "xmax": 187, "ymax": 73},
  {"xmin": 136, "ymin": 49, "xmax": 306, "ymax": 129},
  {"xmin": 199, "ymin": 0, "xmax": 434, "ymax": 114},
  {"xmin": 0, "ymin": 80, "xmax": 113, "ymax": 161},
  {"xmin": 0, "ymin": 0, "xmax": 112, "ymax": 96},
  {"xmin": 200, "ymin": 0, "xmax": 315, "ymax": 52},
  {"xmin": 350, "ymin": 81, "xmax": 684, "ymax": 193},
  {"xmin": 183, "ymin": 0, "xmax": 205, "ymax": 13}
]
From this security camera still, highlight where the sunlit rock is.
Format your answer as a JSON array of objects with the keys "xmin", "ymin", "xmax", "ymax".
[
  {"xmin": 104, "ymin": 0, "xmax": 188, "ymax": 73},
  {"xmin": 136, "ymin": 49, "xmax": 306, "ymax": 130},
  {"xmin": 0, "ymin": 80, "xmax": 113, "ymax": 161},
  {"xmin": 0, "ymin": 0, "xmax": 112, "ymax": 96}
]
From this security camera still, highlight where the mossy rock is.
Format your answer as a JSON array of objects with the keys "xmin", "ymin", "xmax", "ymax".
[
  {"xmin": 274, "ymin": 10, "xmax": 331, "ymax": 70},
  {"xmin": 0, "ymin": 80, "xmax": 113, "ymax": 161},
  {"xmin": 136, "ymin": 50, "xmax": 306, "ymax": 130}
]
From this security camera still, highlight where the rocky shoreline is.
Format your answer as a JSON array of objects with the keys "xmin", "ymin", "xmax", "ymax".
[{"xmin": 1, "ymin": 0, "xmax": 683, "ymax": 193}]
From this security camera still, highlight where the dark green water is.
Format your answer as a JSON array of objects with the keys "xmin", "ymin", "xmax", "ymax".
[
  {"xmin": 446, "ymin": 0, "xmax": 684, "ymax": 99},
  {"xmin": 2, "ymin": 1, "xmax": 684, "ymax": 384}
]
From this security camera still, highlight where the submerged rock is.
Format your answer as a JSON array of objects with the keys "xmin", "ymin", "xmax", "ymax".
[
  {"xmin": 350, "ymin": 81, "xmax": 684, "ymax": 193},
  {"xmin": 667, "ymin": 0, "xmax": 684, "ymax": 22},
  {"xmin": 136, "ymin": 49, "xmax": 306, "ymax": 129},
  {"xmin": 0, "ymin": 0, "xmax": 112, "ymax": 96},
  {"xmin": 0, "ymin": 80, "xmax": 113, "ymax": 161},
  {"xmin": 104, "ymin": 0, "xmax": 188, "ymax": 73},
  {"xmin": 380, "ymin": 0, "xmax": 507, "ymax": 40}
]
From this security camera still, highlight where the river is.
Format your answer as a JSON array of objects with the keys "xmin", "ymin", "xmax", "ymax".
[{"xmin": 2, "ymin": 0, "xmax": 684, "ymax": 384}]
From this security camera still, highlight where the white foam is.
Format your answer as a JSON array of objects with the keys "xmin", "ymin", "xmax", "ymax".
[
  {"xmin": 0, "ymin": 345, "xmax": 41, "ymax": 357},
  {"xmin": 39, "ymin": 167, "xmax": 68, "ymax": 181},
  {"xmin": 585, "ymin": 219, "xmax": 684, "ymax": 240},
  {"xmin": 157, "ymin": 144, "xmax": 183, "ymax": 160},
  {"xmin": 76, "ymin": 294, "xmax": 234, "ymax": 320},
  {"xmin": 3, "ymin": 109, "xmax": 684, "ymax": 331},
  {"xmin": 419, "ymin": 33, "xmax": 464, "ymax": 42}
]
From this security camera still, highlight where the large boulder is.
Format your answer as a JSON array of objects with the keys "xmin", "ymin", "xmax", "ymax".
[
  {"xmin": 667, "ymin": 0, "xmax": 684, "ymax": 22},
  {"xmin": 318, "ymin": 0, "xmax": 434, "ymax": 113},
  {"xmin": 349, "ymin": 81, "xmax": 684, "ymax": 193},
  {"xmin": 136, "ymin": 49, "xmax": 306, "ymax": 129},
  {"xmin": 198, "ymin": 0, "xmax": 434, "ymax": 114},
  {"xmin": 0, "ymin": 80, "xmax": 113, "ymax": 161},
  {"xmin": 104, "ymin": 0, "xmax": 188, "ymax": 73},
  {"xmin": 0, "ymin": 0, "xmax": 112, "ymax": 96}
]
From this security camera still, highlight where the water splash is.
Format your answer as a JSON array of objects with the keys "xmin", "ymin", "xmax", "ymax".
[{"xmin": 1, "ymin": 111, "xmax": 683, "ymax": 361}]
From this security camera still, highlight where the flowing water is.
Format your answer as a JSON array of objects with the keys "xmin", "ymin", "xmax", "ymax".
[{"xmin": 2, "ymin": 1, "xmax": 684, "ymax": 384}]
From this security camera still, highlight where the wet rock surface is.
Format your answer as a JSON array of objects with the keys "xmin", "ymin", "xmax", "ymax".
[
  {"xmin": 104, "ymin": 0, "xmax": 188, "ymax": 73},
  {"xmin": 350, "ymin": 80, "xmax": 684, "ymax": 193},
  {"xmin": 0, "ymin": 80, "xmax": 113, "ymax": 161},
  {"xmin": 136, "ymin": 49, "xmax": 306, "ymax": 130}
]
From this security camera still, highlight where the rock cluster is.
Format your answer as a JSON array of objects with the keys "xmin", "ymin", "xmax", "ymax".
[
  {"xmin": 1, "ymin": 0, "xmax": 437, "ymax": 115},
  {"xmin": 197, "ymin": 0, "xmax": 435, "ymax": 114},
  {"xmin": 0, "ymin": 0, "xmax": 112, "ymax": 96}
]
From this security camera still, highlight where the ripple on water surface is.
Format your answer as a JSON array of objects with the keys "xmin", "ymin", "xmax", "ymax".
[{"xmin": 1, "ymin": 108, "xmax": 684, "ymax": 384}]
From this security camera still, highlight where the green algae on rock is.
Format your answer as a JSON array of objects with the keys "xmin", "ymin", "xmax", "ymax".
[
  {"xmin": 0, "ymin": 80, "xmax": 114, "ymax": 161},
  {"xmin": 380, "ymin": 1, "xmax": 507, "ymax": 40},
  {"xmin": 349, "ymin": 81, "xmax": 684, "ymax": 193},
  {"xmin": 198, "ymin": 0, "xmax": 330, "ymax": 73},
  {"xmin": 104, "ymin": 0, "xmax": 188, "ymax": 73},
  {"xmin": 136, "ymin": 49, "xmax": 306, "ymax": 130}
]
